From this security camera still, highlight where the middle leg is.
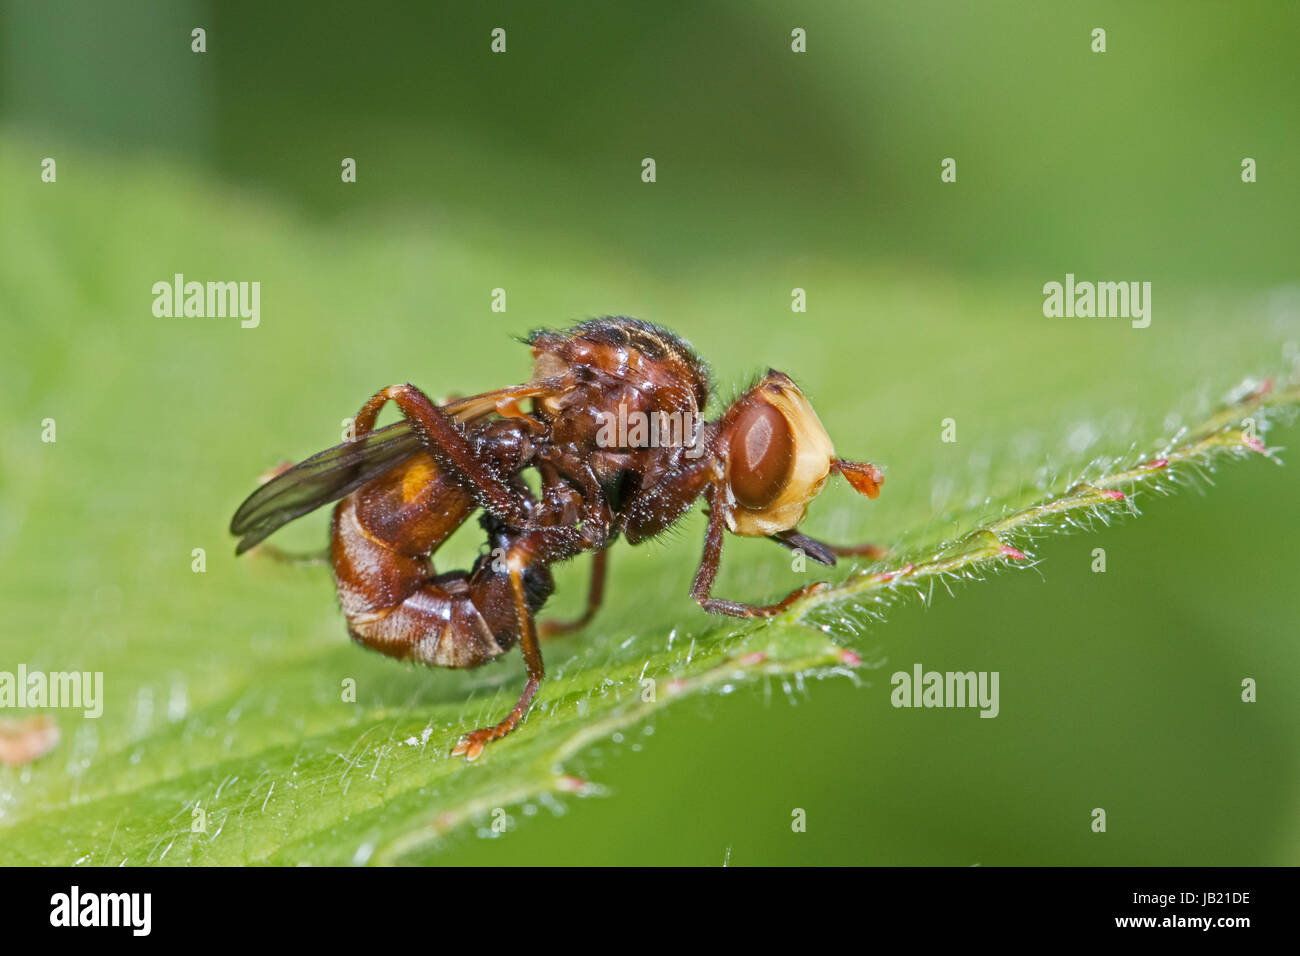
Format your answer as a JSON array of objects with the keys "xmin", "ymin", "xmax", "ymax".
[{"xmin": 539, "ymin": 549, "xmax": 608, "ymax": 638}]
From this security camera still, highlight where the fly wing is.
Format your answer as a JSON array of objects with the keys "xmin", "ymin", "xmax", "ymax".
[
  {"xmin": 229, "ymin": 422, "xmax": 424, "ymax": 555},
  {"xmin": 228, "ymin": 378, "xmax": 569, "ymax": 555}
]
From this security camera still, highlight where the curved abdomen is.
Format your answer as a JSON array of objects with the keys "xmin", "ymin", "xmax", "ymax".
[{"xmin": 329, "ymin": 452, "xmax": 506, "ymax": 669}]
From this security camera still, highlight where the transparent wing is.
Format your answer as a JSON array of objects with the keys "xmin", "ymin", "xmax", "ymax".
[
  {"xmin": 228, "ymin": 374, "xmax": 579, "ymax": 554},
  {"xmin": 229, "ymin": 422, "xmax": 424, "ymax": 554},
  {"xmin": 228, "ymin": 379, "xmax": 569, "ymax": 555}
]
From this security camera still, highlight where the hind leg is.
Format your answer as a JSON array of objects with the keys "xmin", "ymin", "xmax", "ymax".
[
  {"xmin": 449, "ymin": 567, "xmax": 544, "ymax": 760},
  {"xmin": 335, "ymin": 492, "xmax": 558, "ymax": 760},
  {"xmin": 450, "ymin": 504, "xmax": 608, "ymax": 759},
  {"xmin": 450, "ymin": 535, "xmax": 556, "ymax": 760},
  {"xmin": 351, "ymin": 383, "xmax": 547, "ymax": 525}
]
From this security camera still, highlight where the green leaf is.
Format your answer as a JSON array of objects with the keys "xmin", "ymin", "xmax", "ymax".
[{"xmin": 2, "ymin": 133, "xmax": 1297, "ymax": 865}]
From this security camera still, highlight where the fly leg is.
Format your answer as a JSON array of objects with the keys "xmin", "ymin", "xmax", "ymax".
[
  {"xmin": 452, "ymin": 468, "xmax": 610, "ymax": 759},
  {"xmin": 765, "ymin": 459, "xmax": 887, "ymax": 561},
  {"xmin": 690, "ymin": 487, "xmax": 829, "ymax": 617},
  {"xmin": 539, "ymin": 550, "xmax": 608, "ymax": 638},
  {"xmin": 448, "ymin": 526, "xmax": 580, "ymax": 761},
  {"xmin": 253, "ymin": 545, "xmax": 331, "ymax": 567},
  {"xmin": 769, "ymin": 529, "xmax": 887, "ymax": 565},
  {"xmin": 449, "ymin": 552, "xmax": 546, "ymax": 761},
  {"xmin": 352, "ymin": 384, "xmax": 533, "ymax": 524}
]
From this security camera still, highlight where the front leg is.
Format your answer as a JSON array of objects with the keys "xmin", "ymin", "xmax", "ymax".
[
  {"xmin": 690, "ymin": 487, "xmax": 828, "ymax": 618},
  {"xmin": 769, "ymin": 529, "xmax": 887, "ymax": 566}
]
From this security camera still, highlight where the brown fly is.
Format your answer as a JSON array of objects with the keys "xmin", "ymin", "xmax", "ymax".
[{"xmin": 230, "ymin": 317, "xmax": 884, "ymax": 759}]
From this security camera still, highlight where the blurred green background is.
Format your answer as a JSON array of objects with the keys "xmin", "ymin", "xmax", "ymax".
[{"xmin": 1, "ymin": 1, "xmax": 1297, "ymax": 864}]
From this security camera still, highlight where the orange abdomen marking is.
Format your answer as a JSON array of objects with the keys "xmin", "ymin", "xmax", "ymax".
[{"xmin": 351, "ymin": 452, "xmax": 475, "ymax": 558}]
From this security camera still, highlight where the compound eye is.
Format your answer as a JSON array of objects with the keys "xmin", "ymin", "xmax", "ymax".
[{"xmin": 729, "ymin": 401, "xmax": 795, "ymax": 510}]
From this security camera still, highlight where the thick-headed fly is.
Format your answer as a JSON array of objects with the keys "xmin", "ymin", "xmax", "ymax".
[{"xmin": 230, "ymin": 317, "xmax": 884, "ymax": 759}]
